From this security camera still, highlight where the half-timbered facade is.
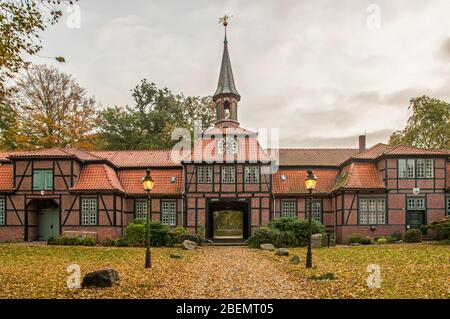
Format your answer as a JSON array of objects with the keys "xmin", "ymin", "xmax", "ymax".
[{"xmin": 0, "ymin": 30, "xmax": 449, "ymax": 243}]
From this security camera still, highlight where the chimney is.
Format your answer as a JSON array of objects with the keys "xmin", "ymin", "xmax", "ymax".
[{"xmin": 358, "ymin": 135, "xmax": 366, "ymax": 152}]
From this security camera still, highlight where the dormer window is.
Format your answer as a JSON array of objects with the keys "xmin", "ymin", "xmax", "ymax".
[
  {"xmin": 171, "ymin": 176, "xmax": 176, "ymax": 183},
  {"xmin": 281, "ymin": 175, "xmax": 286, "ymax": 181}
]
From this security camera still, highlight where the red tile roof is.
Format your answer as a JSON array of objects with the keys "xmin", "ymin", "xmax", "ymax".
[
  {"xmin": 270, "ymin": 148, "xmax": 360, "ymax": 166},
  {"xmin": 71, "ymin": 164, "xmax": 124, "ymax": 193},
  {"xmin": 0, "ymin": 164, "xmax": 13, "ymax": 192},
  {"xmin": 384, "ymin": 145, "xmax": 450, "ymax": 155},
  {"xmin": 7, "ymin": 147, "xmax": 103, "ymax": 162},
  {"xmin": 273, "ymin": 168, "xmax": 338, "ymax": 194},
  {"xmin": 187, "ymin": 136, "xmax": 271, "ymax": 163},
  {"xmin": 332, "ymin": 162, "xmax": 385, "ymax": 191},
  {"xmin": 354, "ymin": 143, "xmax": 391, "ymax": 159},
  {"xmin": 354, "ymin": 143, "xmax": 450, "ymax": 160},
  {"xmin": 118, "ymin": 169, "xmax": 182, "ymax": 196},
  {"xmin": 91, "ymin": 150, "xmax": 179, "ymax": 168}
]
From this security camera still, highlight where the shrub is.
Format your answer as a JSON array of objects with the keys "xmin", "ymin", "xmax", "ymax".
[
  {"xmin": 377, "ymin": 237, "xmax": 388, "ymax": 244},
  {"xmin": 101, "ymin": 238, "xmax": 115, "ymax": 247},
  {"xmin": 425, "ymin": 217, "xmax": 450, "ymax": 240},
  {"xmin": 81, "ymin": 237, "xmax": 96, "ymax": 246},
  {"xmin": 390, "ymin": 231, "xmax": 403, "ymax": 241},
  {"xmin": 125, "ymin": 222, "xmax": 178, "ymax": 247},
  {"xmin": 267, "ymin": 217, "xmax": 326, "ymax": 246},
  {"xmin": 248, "ymin": 227, "xmax": 283, "ymax": 248},
  {"xmin": 348, "ymin": 233, "xmax": 371, "ymax": 245},
  {"xmin": 348, "ymin": 233, "xmax": 363, "ymax": 244},
  {"xmin": 385, "ymin": 235, "xmax": 396, "ymax": 244},
  {"xmin": 47, "ymin": 236, "xmax": 96, "ymax": 246},
  {"xmin": 47, "ymin": 236, "xmax": 58, "ymax": 245},
  {"xmin": 404, "ymin": 229, "xmax": 422, "ymax": 243},
  {"xmin": 125, "ymin": 223, "xmax": 146, "ymax": 246},
  {"xmin": 114, "ymin": 237, "xmax": 128, "ymax": 247}
]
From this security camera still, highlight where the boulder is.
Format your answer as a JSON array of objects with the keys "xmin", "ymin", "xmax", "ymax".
[
  {"xmin": 82, "ymin": 269, "xmax": 119, "ymax": 288},
  {"xmin": 260, "ymin": 243, "xmax": 275, "ymax": 251},
  {"xmin": 182, "ymin": 240, "xmax": 198, "ymax": 250},
  {"xmin": 311, "ymin": 233, "xmax": 323, "ymax": 248},
  {"xmin": 275, "ymin": 248, "xmax": 289, "ymax": 257},
  {"xmin": 289, "ymin": 255, "xmax": 300, "ymax": 264}
]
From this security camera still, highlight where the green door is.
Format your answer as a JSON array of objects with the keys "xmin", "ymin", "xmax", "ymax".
[
  {"xmin": 38, "ymin": 209, "xmax": 59, "ymax": 240},
  {"xmin": 407, "ymin": 211, "xmax": 426, "ymax": 234}
]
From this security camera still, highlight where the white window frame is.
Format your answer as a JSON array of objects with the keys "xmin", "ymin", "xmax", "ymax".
[
  {"xmin": 244, "ymin": 166, "xmax": 260, "ymax": 183},
  {"xmin": 161, "ymin": 201, "xmax": 176, "ymax": 226},
  {"xmin": 407, "ymin": 197, "xmax": 426, "ymax": 210},
  {"xmin": 0, "ymin": 198, "xmax": 5, "ymax": 225},
  {"xmin": 197, "ymin": 166, "xmax": 212, "ymax": 183},
  {"xmin": 280, "ymin": 200, "xmax": 296, "ymax": 218},
  {"xmin": 221, "ymin": 166, "xmax": 236, "ymax": 183},
  {"xmin": 399, "ymin": 158, "xmax": 433, "ymax": 179},
  {"xmin": 359, "ymin": 198, "xmax": 386, "ymax": 225},
  {"xmin": 81, "ymin": 198, "xmax": 97, "ymax": 225},
  {"xmin": 135, "ymin": 201, "xmax": 148, "ymax": 221},
  {"xmin": 446, "ymin": 197, "xmax": 450, "ymax": 215}
]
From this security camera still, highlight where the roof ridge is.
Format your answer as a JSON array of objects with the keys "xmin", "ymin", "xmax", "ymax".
[{"xmin": 272, "ymin": 148, "xmax": 359, "ymax": 151}]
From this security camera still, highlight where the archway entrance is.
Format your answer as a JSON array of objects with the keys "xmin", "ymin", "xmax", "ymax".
[
  {"xmin": 213, "ymin": 210, "xmax": 243, "ymax": 239},
  {"xmin": 27, "ymin": 199, "xmax": 60, "ymax": 241},
  {"xmin": 206, "ymin": 200, "xmax": 250, "ymax": 240}
]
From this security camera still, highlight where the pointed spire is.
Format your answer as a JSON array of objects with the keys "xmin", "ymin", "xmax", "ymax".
[{"xmin": 214, "ymin": 16, "xmax": 240, "ymax": 99}]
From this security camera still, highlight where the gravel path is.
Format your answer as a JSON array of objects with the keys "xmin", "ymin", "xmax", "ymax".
[{"xmin": 152, "ymin": 246, "xmax": 317, "ymax": 299}]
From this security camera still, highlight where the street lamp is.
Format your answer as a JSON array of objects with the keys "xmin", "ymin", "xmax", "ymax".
[
  {"xmin": 305, "ymin": 170, "xmax": 317, "ymax": 268},
  {"xmin": 142, "ymin": 169, "xmax": 154, "ymax": 268}
]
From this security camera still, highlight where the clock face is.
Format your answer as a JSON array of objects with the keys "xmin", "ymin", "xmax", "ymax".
[{"xmin": 218, "ymin": 138, "xmax": 238, "ymax": 154}]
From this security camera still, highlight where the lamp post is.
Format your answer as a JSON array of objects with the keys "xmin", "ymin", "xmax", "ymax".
[
  {"xmin": 305, "ymin": 170, "xmax": 317, "ymax": 268},
  {"xmin": 142, "ymin": 169, "xmax": 154, "ymax": 268}
]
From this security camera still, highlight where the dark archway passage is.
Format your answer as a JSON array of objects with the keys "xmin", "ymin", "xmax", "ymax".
[{"xmin": 206, "ymin": 200, "xmax": 250, "ymax": 240}]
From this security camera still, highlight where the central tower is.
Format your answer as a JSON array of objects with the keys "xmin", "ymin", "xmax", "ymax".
[{"xmin": 213, "ymin": 16, "xmax": 240, "ymax": 127}]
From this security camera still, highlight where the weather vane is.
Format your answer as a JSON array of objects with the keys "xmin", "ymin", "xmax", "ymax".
[{"xmin": 219, "ymin": 14, "xmax": 233, "ymax": 27}]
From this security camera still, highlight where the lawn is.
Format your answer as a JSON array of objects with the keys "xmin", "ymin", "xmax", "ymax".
[
  {"xmin": 265, "ymin": 243, "xmax": 449, "ymax": 299},
  {"xmin": 0, "ymin": 243, "xmax": 448, "ymax": 299}
]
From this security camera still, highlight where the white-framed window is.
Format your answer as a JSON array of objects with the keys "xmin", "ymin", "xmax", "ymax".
[
  {"xmin": 81, "ymin": 198, "xmax": 97, "ymax": 225},
  {"xmin": 221, "ymin": 166, "xmax": 236, "ymax": 183},
  {"xmin": 197, "ymin": 166, "xmax": 212, "ymax": 183},
  {"xmin": 0, "ymin": 198, "xmax": 5, "ymax": 225},
  {"xmin": 425, "ymin": 159, "xmax": 433, "ymax": 178},
  {"xmin": 244, "ymin": 166, "xmax": 260, "ymax": 183},
  {"xmin": 399, "ymin": 159, "xmax": 433, "ymax": 179},
  {"xmin": 359, "ymin": 198, "xmax": 386, "ymax": 225},
  {"xmin": 407, "ymin": 197, "xmax": 426, "ymax": 210},
  {"xmin": 281, "ymin": 200, "xmax": 296, "ymax": 218},
  {"xmin": 135, "ymin": 201, "xmax": 148, "ymax": 221},
  {"xmin": 306, "ymin": 199, "xmax": 322, "ymax": 222},
  {"xmin": 161, "ymin": 201, "xmax": 176, "ymax": 226}
]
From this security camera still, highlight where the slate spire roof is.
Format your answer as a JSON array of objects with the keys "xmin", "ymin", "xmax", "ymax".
[{"xmin": 213, "ymin": 29, "xmax": 240, "ymax": 99}]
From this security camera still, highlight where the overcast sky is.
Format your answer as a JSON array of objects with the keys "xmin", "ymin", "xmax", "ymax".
[{"xmin": 31, "ymin": 0, "xmax": 450, "ymax": 148}]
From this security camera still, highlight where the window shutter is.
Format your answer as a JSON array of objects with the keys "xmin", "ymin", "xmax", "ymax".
[
  {"xmin": 33, "ymin": 171, "xmax": 42, "ymax": 190},
  {"xmin": 45, "ymin": 170, "xmax": 53, "ymax": 190}
]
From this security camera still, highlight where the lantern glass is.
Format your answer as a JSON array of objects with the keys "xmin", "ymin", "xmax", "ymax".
[
  {"xmin": 142, "ymin": 170, "xmax": 154, "ymax": 191},
  {"xmin": 305, "ymin": 170, "xmax": 317, "ymax": 191}
]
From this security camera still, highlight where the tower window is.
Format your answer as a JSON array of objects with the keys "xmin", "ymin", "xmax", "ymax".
[{"xmin": 224, "ymin": 100, "xmax": 230, "ymax": 119}]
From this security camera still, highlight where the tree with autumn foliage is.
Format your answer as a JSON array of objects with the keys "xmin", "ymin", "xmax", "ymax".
[
  {"xmin": 2, "ymin": 64, "xmax": 98, "ymax": 150},
  {"xmin": 389, "ymin": 96, "xmax": 450, "ymax": 149},
  {"xmin": 97, "ymin": 80, "xmax": 215, "ymax": 150},
  {"xmin": 0, "ymin": 0, "xmax": 76, "ymax": 103}
]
